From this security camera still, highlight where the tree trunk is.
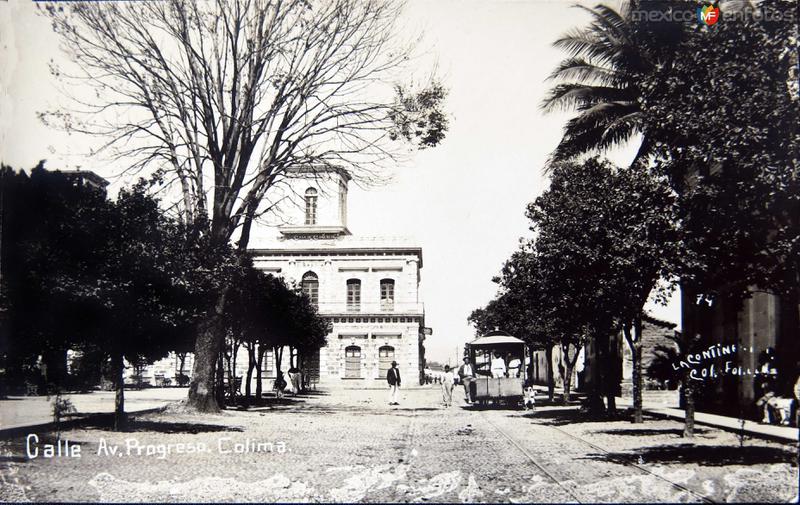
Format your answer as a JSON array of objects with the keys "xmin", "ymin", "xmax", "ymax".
[
  {"xmin": 683, "ymin": 381, "xmax": 696, "ymax": 438},
  {"xmin": 113, "ymin": 353, "xmax": 126, "ymax": 431},
  {"xmin": 681, "ymin": 282, "xmax": 697, "ymax": 438},
  {"xmin": 232, "ymin": 340, "xmax": 240, "ymax": 387},
  {"xmin": 177, "ymin": 352, "xmax": 187, "ymax": 378},
  {"xmin": 245, "ymin": 343, "xmax": 255, "ymax": 400},
  {"xmin": 545, "ymin": 344, "xmax": 555, "ymax": 402},
  {"xmin": 561, "ymin": 343, "xmax": 574, "ymax": 405},
  {"xmin": 187, "ymin": 294, "xmax": 228, "ymax": 412},
  {"xmin": 215, "ymin": 351, "xmax": 225, "ymax": 408},
  {"xmin": 255, "ymin": 344, "xmax": 265, "ymax": 400},
  {"xmin": 275, "ymin": 346, "xmax": 283, "ymax": 373},
  {"xmin": 625, "ymin": 318, "xmax": 644, "ymax": 424},
  {"xmin": 633, "ymin": 316, "xmax": 644, "ymax": 421}
]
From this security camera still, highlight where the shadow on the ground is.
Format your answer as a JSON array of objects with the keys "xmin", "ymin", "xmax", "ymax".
[
  {"xmin": 122, "ymin": 420, "xmax": 244, "ymax": 434},
  {"xmin": 228, "ymin": 396, "xmax": 308, "ymax": 410},
  {"xmin": 524, "ymin": 407, "xmax": 655, "ymax": 426},
  {"xmin": 593, "ymin": 427, "xmax": 709, "ymax": 437},
  {"xmin": 461, "ymin": 403, "xmax": 527, "ymax": 412},
  {"xmin": 590, "ymin": 443, "xmax": 796, "ymax": 466},
  {"xmin": 73, "ymin": 415, "xmax": 243, "ymax": 434}
]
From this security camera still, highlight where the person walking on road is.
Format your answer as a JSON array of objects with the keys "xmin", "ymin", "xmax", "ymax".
[
  {"xmin": 442, "ymin": 365, "xmax": 455, "ymax": 407},
  {"xmin": 387, "ymin": 361, "xmax": 401, "ymax": 405},
  {"xmin": 458, "ymin": 356, "xmax": 475, "ymax": 404}
]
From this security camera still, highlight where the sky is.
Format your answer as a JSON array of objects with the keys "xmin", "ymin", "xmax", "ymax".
[{"xmin": 0, "ymin": 0, "xmax": 681, "ymax": 364}]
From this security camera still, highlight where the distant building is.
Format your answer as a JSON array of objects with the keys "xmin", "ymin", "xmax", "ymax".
[
  {"xmin": 57, "ymin": 170, "xmax": 110, "ymax": 191},
  {"xmin": 120, "ymin": 166, "xmax": 427, "ymax": 391},
  {"xmin": 248, "ymin": 166, "xmax": 427, "ymax": 388}
]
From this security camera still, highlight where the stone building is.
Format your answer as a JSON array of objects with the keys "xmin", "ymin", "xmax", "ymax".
[
  {"xmin": 119, "ymin": 166, "xmax": 427, "ymax": 391},
  {"xmin": 248, "ymin": 166, "xmax": 427, "ymax": 388}
]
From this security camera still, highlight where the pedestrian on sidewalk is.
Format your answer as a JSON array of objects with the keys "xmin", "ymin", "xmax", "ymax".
[
  {"xmin": 287, "ymin": 365, "xmax": 301, "ymax": 396},
  {"xmin": 274, "ymin": 371, "xmax": 287, "ymax": 399},
  {"xmin": 442, "ymin": 365, "xmax": 455, "ymax": 407},
  {"xmin": 458, "ymin": 357, "xmax": 475, "ymax": 404},
  {"xmin": 387, "ymin": 361, "xmax": 401, "ymax": 405}
]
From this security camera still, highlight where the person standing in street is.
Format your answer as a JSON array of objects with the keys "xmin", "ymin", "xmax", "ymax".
[
  {"xmin": 387, "ymin": 361, "xmax": 401, "ymax": 405},
  {"xmin": 458, "ymin": 356, "xmax": 475, "ymax": 404},
  {"xmin": 442, "ymin": 365, "xmax": 455, "ymax": 407}
]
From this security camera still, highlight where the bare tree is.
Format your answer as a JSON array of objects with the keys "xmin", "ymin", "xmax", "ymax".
[{"xmin": 44, "ymin": 0, "xmax": 447, "ymax": 411}]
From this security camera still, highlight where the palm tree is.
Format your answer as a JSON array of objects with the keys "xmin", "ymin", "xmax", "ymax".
[{"xmin": 542, "ymin": 1, "xmax": 688, "ymax": 167}]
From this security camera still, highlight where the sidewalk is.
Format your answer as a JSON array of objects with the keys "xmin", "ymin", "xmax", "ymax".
[
  {"xmin": 530, "ymin": 385, "xmax": 798, "ymax": 443},
  {"xmin": 618, "ymin": 396, "xmax": 799, "ymax": 444},
  {"xmin": 0, "ymin": 388, "xmax": 187, "ymax": 433}
]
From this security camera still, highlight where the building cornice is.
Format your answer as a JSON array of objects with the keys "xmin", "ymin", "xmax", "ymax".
[
  {"xmin": 249, "ymin": 246, "xmax": 423, "ymax": 268},
  {"xmin": 323, "ymin": 313, "xmax": 425, "ymax": 324}
]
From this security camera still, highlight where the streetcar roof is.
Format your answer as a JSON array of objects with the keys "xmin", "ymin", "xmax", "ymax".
[{"xmin": 468, "ymin": 335, "xmax": 525, "ymax": 347}]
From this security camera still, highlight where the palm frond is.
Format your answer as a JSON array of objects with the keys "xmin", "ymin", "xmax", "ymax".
[
  {"xmin": 553, "ymin": 30, "xmax": 622, "ymax": 68},
  {"xmin": 547, "ymin": 57, "xmax": 620, "ymax": 86},
  {"xmin": 596, "ymin": 111, "xmax": 644, "ymax": 150},
  {"xmin": 541, "ymin": 83, "xmax": 632, "ymax": 113},
  {"xmin": 545, "ymin": 108, "xmax": 642, "ymax": 168}
]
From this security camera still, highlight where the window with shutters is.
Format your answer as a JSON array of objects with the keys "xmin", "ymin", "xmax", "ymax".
[
  {"xmin": 346, "ymin": 279, "xmax": 361, "ymax": 312},
  {"xmin": 305, "ymin": 188, "xmax": 318, "ymax": 225},
  {"xmin": 301, "ymin": 271, "xmax": 319, "ymax": 308},
  {"xmin": 378, "ymin": 345, "xmax": 395, "ymax": 378},
  {"xmin": 380, "ymin": 279, "xmax": 395, "ymax": 311},
  {"xmin": 344, "ymin": 346, "xmax": 361, "ymax": 378}
]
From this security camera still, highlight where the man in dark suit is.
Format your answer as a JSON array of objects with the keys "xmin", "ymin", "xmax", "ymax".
[{"xmin": 387, "ymin": 361, "xmax": 401, "ymax": 405}]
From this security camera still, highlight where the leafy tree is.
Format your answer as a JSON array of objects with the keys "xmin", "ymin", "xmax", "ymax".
[
  {"xmin": 1, "ymin": 164, "xmax": 220, "ymax": 429},
  {"xmin": 225, "ymin": 266, "xmax": 328, "ymax": 404},
  {"xmin": 526, "ymin": 158, "xmax": 678, "ymax": 413},
  {"xmin": 0, "ymin": 163, "xmax": 110, "ymax": 392},
  {"xmin": 44, "ymin": 0, "xmax": 449, "ymax": 412},
  {"xmin": 79, "ymin": 184, "xmax": 205, "ymax": 429}
]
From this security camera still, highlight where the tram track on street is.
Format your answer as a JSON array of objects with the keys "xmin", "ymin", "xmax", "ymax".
[
  {"xmin": 477, "ymin": 410, "xmax": 586, "ymax": 503},
  {"xmin": 544, "ymin": 423, "xmax": 716, "ymax": 504},
  {"xmin": 479, "ymin": 409, "xmax": 717, "ymax": 504}
]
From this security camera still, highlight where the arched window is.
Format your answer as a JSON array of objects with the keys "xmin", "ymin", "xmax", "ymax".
[
  {"xmin": 380, "ymin": 279, "xmax": 395, "ymax": 311},
  {"xmin": 301, "ymin": 271, "xmax": 319, "ymax": 307},
  {"xmin": 305, "ymin": 188, "xmax": 318, "ymax": 225},
  {"xmin": 344, "ymin": 345, "xmax": 362, "ymax": 378},
  {"xmin": 346, "ymin": 279, "xmax": 361, "ymax": 312},
  {"xmin": 378, "ymin": 345, "xmax": 395, "ymax": 377}
]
